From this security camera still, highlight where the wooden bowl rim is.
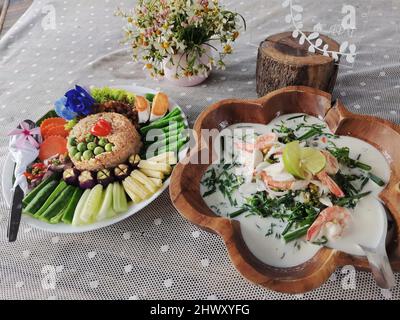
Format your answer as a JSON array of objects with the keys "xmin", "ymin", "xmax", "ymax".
[{"xmin": 170, "ymin": 85, "xmax": 400, "ymax": 293}]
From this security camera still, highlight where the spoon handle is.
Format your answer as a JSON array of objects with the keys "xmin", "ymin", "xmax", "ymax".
[{"xmin": 362, "ymin": 248, "xmax": 396, "ymax": 289}]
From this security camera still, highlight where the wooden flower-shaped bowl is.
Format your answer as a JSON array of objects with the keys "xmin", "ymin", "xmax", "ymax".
[{"xmin": 170, "ymin": 86, "xmax": 400, "ymax": 293}]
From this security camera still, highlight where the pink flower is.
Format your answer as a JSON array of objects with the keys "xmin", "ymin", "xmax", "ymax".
[
  {"xmin": 188, "ymin": 15, "xmax": 200, "ymax": 24},
  {"xmin": 8, "ymin": 121, "xmax": 40, "ymax": 149}
]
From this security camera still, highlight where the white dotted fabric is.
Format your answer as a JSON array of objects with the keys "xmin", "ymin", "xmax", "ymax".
[{"xmin": 0, "ymin": 0, "xmax": 399, "ymax": 300}]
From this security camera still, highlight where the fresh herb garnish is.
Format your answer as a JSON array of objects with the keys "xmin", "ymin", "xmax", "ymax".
[
  {"xmin": 229, "ymin": 207, "xmax": 247, "ymax": 218},
  {"xmin": 283, "ymin": 225, "xmax": 310, "ymax": 243},
  {"xmin": 334, "ymin": 191, "xmax": 371, "ymax": 207},
  {"xmin": 368, "ymin": 172, "xmax": 385, "ymax": 187},
  {"xmin": 359, "ymin": 176, "xmax": 370, "ymax": 192},
  {"xmin": 265, "ymin": 223, "xmax": 276, "ymax": 237},
  {"xmin": 312, "ymin": 236, "xmax": 328, "ymax": 245},
  {"xmin": 273, "ymin": 122, "xmax": 297, "ymax": 143},
  {"xmin": 296, "ymin": 123, "xmax": 338, "ymax": 141},
  {"xmin": 287, "ymin": 114, "xmax": 307, "ymax": 121},
  {"xmin": 201, "ymin": 160, "xmax": 244, "ymax": 206},
  {"xmin": 327, "ymin": 142, "xmax": 371, "ymax": 170},
  {"xmin": 233, "ymin": 191, "xmax": 321, "ymax": 242},
  {"xmin": 333, "ymin": 172, "xmax": 359, "ymax": 196}
]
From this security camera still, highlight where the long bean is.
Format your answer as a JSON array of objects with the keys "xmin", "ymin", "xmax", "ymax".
[
  {"xmin": 156, "ymin": 137, "xmax": 188, "ymax": 155},
  {"xmin": 145, "ymin": 125, "xmax": 185, "ymax": 145},
  {"xmin": 140, "ymin": 115, "xmax": 184, "ymax": 134}
]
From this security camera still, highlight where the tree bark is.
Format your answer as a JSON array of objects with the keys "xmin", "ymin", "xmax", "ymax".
[{"xmin": 256, "ymin": 32, "xmax": 340, "ymax": 97}]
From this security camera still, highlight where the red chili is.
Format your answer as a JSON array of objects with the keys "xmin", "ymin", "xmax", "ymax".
[
  {"xmin": 32, "ymin": 163, "xmax": 46, "ymax": 169},
  {"xmin": 90, "ymin": 119, "xmax": 112, "ymax": 137},
  {"xmin": 23, "ymin": 172, "xmax": 34, "ymax": 180}
]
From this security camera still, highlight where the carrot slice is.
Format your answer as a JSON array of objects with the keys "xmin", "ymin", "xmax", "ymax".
[
  {"xmin": 39, "ymin": 135, "xmax": 68, "ymax": 161},
  {"xmin": 41, "ymin": 123, "xmax": 58, "ymax": 137},
  {"xmin": 40, "ymin": 117, "xmax": 66, "ymax": 133},
  {"xmin": 43, "ymin": 125, "xmax": 69, "ymax": 139}
]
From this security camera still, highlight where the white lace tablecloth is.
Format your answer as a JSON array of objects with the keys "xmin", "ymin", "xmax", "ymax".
[{"xmin": 0, "ymin": 0, "xmax": 399, "ymax": 300}]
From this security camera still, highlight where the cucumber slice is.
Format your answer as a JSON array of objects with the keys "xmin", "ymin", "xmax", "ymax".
[
  {"xmin": 22, "ymin": 174, "xmax": 58, "ymax": 207},
  {"xmin": 96, "ymin": 183, "xmax": 116, "ymax": 221},
  {"xmin": 23, "ymin": 180, "xmax": 58, "ymax": 215},
  {"xmin": 34, "ymin": 181, "xmax": 67, "ymax": 217},
  {"xmin": 39, "ymin": 185, "xmax": 75, "ymax": 222},
  {"xmin": 113, "ymin": 182, "xmax": 128, "ymax": 213},
  {"xmin": 62, "ymin": 188, "xmax": 84, "ymax": 224},
  {"xmin": 72, "ymin": 189, "xmax": 91, "ymax": 226},
  {"xmin": 80, "ymin": 184, "xmax": 103, "ymax": 224}
]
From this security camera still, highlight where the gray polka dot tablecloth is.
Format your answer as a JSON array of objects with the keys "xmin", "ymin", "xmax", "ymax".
[{"xmin": 0, "ymin": 0, "xmax": 399, "ymax": 300}]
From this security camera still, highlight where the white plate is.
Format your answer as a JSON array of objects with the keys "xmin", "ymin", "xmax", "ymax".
[{"xmin": 1, "ymin": 85, "xmax": 188, "ymax": 233}]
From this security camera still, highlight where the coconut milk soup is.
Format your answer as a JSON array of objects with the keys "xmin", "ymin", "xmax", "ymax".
[{"xmin": 200, "ymin": 114, "xmax": 390, "ymax": 267}]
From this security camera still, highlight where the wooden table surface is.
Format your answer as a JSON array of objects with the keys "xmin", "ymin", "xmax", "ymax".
[{"xmin": 0, "ymin": 0, "xmax": 32, "ymax": 37}]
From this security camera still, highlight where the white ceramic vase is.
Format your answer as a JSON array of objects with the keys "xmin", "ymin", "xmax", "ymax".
[{"xmin": 162, "ymin": 46, "xmax": 211, "ymax": 87}]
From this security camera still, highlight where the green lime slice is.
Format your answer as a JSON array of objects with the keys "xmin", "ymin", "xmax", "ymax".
[
  {"xmin": 283, "ymin": 141, "xmax": 325, "ymax": 179},
  {"xmin": 300, "ymin": 147, "xmax": 326, "ymax": 175},
  {"xmin": 283, "ymin": 141, "xmax": 308, "ymax": 179}
]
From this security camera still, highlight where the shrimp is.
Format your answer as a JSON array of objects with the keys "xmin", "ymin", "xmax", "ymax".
[
  {"xmin": 260, "ymin": 171, "xmax": 310, "ymax": 191},
  {"xmin": 260, "ymin": 171, "xmax": 295, "ymax": 190},
  {"xmin": 235, "ymin": 133, "xmax": 278, "ymax": 153},
  {"xmin": 306, "ymin": 206, "xmax": 351, "ymax": 242},
  {"xmin": 320, "ymin": 150, "xmax": 339, "ymax": 175},
  {"xmin": 316, "ymin": 150, "xmax": 345, "ymax": 198}
]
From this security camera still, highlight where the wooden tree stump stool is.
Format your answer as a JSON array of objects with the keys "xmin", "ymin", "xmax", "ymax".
[{"xmin": 256, "ymin": 32, "xmax": 340, "ymax": 97}]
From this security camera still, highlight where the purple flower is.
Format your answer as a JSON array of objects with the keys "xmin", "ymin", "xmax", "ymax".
[
  {"xmin": 55, "ymin": 96, "xmax": 77, "ymax": 120},
  {"xmin": 65, "ymin": 85, "xmax": 95, "ymax": 116},
  {"xmin": 54, "ymin": 85, "xmax": 95, "ymax": 120}
]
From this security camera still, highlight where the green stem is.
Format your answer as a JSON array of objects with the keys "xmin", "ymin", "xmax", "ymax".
[
  {"xmin": 355, "ymin": 161, "xmax": 372, "ymax": 171},
  {"xmin": 281, "ymin": 221, "xmax": 294, "ymax": 236},
  {"xmin": 297, "ymin": 128, "xmax": 319, "ymax": 140},
  {"xmin": 283, "ymin": 225, "xmax": 310, "ymax": 243},
  {"xmin": 335, "ymin": 191, "xmax": 371, "ymax": 207},
  {"xmin": 229, "ymin": 208, "xmax": 247, "ymax": 218},
  {"xmin": 368, "ymin": 172, "xmax": 385, "ymax": 186}
]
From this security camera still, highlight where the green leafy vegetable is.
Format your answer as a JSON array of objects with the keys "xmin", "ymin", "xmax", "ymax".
[{"xmin": 91, "ymin": 87, "xmax": 135, "ymax": 104}]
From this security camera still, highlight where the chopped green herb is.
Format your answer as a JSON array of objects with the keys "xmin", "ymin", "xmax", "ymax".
[
  {"xmin": 368, "ymin": 172, "xmax": 385, "ymax": 187},
  {"xmin": 287, "ymin": 115, "xmax": 305, "ymax": 121},
  {"xmin": 265, "ymin": 223, "xmax": 276, "ymax": 237},
  {"xmin": 359, "ymin": 177, "xmax": 369, "ymax": 191},
  {"xmin": 312, "ymin": 236, "xmax": 328, "ymax": 245},
  {"xmin": 283, "ymin": 225, "xmax": 310, "ymax": 243},
  {"xmin": 201, "ymin": 160, "xmax": 244, "ymax": 206},
  {"xmin": 327, "ymin": 142, "xmax": 372, "ymax": 170},
  {"xmin": 334, "ymin": 191, "xmax": 371, "ymax": 208},
  {"xmin": 229, "ymin": 208, "xmax": 247, "ymax": 218}
]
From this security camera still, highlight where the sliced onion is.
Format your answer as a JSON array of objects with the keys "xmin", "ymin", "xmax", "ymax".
[{"xmin": 319, "ymin": 196, "xmax": 333, "ymax": 207}]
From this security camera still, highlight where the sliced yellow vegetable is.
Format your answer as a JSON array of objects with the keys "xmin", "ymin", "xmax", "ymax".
[
  {"xmin": 149, "ymin": 177, "xmax": 163, "ymax": 187},
  {"xmin": 138, "ymin": 160, "xmax": 171, "ymax": 173},
  {"xmin": 131, "ymin": 170, "xmax": 158, "ymax": 193},
  {"xmin": 122, "ymin": 180, "xmax": 142, "ymax": 203},
  {"xmin": 124, "ymin": 176, "xmax": 151, "ymax": 200},
  {"xmin": 139, "ymin": 168, "xmax": 165, "ymax": 179},
  {"xmin": 147, "ymin": 151, "xmax": 177, "ymax": 165}
]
